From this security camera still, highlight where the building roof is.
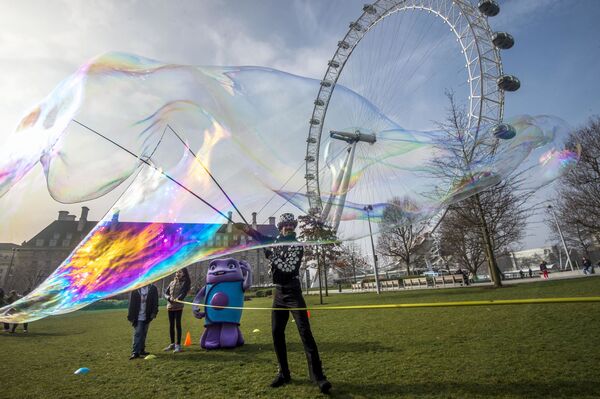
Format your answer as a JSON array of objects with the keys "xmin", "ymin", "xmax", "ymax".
[
  {"xmin": 22, "ymin": 211, "xmax": 278, "ymax": 249},
  {"xmin": 23, "ymin": 220, "xmax": 97, "ymax": 248},
  {"xmin": 0, "ymin": 243, "xmax": 20, "ymax": 250}
]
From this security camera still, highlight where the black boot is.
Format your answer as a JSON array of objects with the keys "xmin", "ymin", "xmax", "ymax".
[
  {"xmin": 270, "ymin": 372, "xmax": 291, "ymax": 388},
  {"xmin": 317, "ymin": 378, "xmax": 332, "ymax": 394}
]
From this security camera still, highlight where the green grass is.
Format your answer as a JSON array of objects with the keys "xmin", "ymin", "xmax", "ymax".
[{"xmin": 1, "ymin": 278, "xmax": 600, "ymax": 399}]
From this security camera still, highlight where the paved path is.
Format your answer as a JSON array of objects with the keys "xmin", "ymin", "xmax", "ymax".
[{"xmin": 306, "ymin": 270, "xmax": 599, "ymax": 295}]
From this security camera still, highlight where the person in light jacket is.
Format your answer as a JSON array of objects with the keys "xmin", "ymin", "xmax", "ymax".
[{"xmin": 163, "ymin": 268, "xmax": 191, "ymax": 353}]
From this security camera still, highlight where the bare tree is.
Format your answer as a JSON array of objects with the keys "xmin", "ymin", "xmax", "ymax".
[
  {"xmin": 439, "ymin": 178, "xmax": 528, "ymax": 278},
  {"xmin": 551, "ymin": 117, "xmax": 600, "ymax": 253},
  {"xmin": 430, "ymin": 93, "xmax": 529, "ymax": 286},
  {"xmin": 376, "ymin": 197, "xmax": 429, "ymax": 275},
  {"xmin": 335, "ymin": 242, "xmax": 371, "ymax": 282},
  {"xmin": 439, "ymin": 209, "xmax": 487, "ymax": 276},
  {"xmin": 298, "ymin": 213, "xmax": 343, "ymax": 302}
]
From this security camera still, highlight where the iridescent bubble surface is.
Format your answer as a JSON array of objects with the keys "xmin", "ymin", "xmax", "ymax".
[{"xmin": 0, "ymin": 53, "xmax": 578, "ymax": 322}]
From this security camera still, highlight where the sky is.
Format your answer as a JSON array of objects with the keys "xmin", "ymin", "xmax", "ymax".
[{"xmin": 0, "ymin": 0, "xmax": 599, "ymax": 250}]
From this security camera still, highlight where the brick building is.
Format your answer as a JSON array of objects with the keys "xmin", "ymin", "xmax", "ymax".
[
  {"xmin": 4, "ymin": 208, "xmax": 278, "ymax": 294},
  {"xmin": 4, "ymin": 207, "xmax": 96, "ymax": 293}
]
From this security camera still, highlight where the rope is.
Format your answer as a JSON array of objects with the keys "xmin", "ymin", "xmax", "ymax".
[{"xmin": 175, "ymin": 296, "xmax": 600, "ymax": 311}]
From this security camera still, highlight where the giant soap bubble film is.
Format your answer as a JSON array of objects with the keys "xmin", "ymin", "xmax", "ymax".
[{"xmin": 0, "ymin": 5, "xmax": 579, "ymax": 323}]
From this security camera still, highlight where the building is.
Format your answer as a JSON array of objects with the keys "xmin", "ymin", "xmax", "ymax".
[
  {"xmin": 6, "ymin": 208, "xmax": 278, "ymax": 294},
  {"xmin": 6, "ymin": 207, "xmax": 96, "ymax": 293},
  {"xmin": 0, "ymin": 243, "xmax": 20, "ymax": 289}
]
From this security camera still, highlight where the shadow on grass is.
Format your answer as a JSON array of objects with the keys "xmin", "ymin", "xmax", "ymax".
[
  {"xmin": 154, "ymin": 340, "xmax": 389, "ymax": 363},
  {"xmin": 330, "ymin": 380, "xmax": 600, "ymax": 398}
]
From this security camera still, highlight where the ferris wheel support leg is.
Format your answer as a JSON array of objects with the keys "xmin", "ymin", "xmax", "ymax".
[
  {"xmin": 331, "ymin": 142, "xmax": 358, "ymax": 231},
  {"xmin": 321, "ymin": 145, "xmax": 354, "ymax": 222}
]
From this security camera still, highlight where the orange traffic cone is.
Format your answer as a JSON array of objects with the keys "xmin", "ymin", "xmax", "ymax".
[
  {"xmin": 307, "ymin": 310, "xmax": 311, "ymax": 318},
  {"xmin": 184, "ymin": 331, "xmax": 192, "ymax": 347}
]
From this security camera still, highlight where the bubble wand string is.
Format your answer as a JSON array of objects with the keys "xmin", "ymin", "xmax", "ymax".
[
  {"xmin": 167, "ymin": 124, "xmax": 250, "ymax": 225},
  {"xmin": 72, "ymin": 119, "xmax": 238, "ymax": 225}
]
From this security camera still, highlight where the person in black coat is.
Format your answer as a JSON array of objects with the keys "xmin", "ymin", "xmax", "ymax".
[
  {"xmin": 239, "ymin": 213, "xmax": 331, "ymax": 394},
  {"xmin": 127, "ymin": 284, "xmax": 159, "ymax": 359}
]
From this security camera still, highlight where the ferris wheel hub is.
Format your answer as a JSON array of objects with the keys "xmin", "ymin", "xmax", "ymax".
[{"xmin": 330, "ymin": 129, "xmax": 377, "ymax": 144}]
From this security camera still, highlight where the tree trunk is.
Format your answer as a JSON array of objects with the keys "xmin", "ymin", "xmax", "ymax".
[
  {"xmin": 316, "ymin": 248, "xmax": 323, "ymax": 305},
  {"xmin": 323, "ymin": 253, "xmax": 329, "ymax": 297},
  {"xmin": 475, "ymin": 194, "xmax": 502, "ymax": 288}
]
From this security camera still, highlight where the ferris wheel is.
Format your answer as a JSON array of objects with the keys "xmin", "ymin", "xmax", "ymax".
[{"xmin": 304, "ymin": 0, "xmax": 519, "ymax": 230}]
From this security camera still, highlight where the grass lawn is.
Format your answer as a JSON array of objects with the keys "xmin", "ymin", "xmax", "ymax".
[{"xmin": 1, "ymin": 278, "xmax": 600, "ymax": 399}]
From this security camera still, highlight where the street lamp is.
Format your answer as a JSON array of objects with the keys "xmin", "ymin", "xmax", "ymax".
[
  {"xmin": 363, "ymin": 205, "xmax": 381, "ymax": 294},
  {"xmin": 547, "ymin": 205, "xmax": 574, "ymax": 271}
]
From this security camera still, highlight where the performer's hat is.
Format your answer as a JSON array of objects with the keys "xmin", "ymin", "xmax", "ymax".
[{"xmin": 277, "ymin": 213, "xmax": 298, "ymax": 230}]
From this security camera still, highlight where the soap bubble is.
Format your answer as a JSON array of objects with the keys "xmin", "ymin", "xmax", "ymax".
[{"xmin": 0, "ymin": 53, "xmax": 577, "ymax": 322}]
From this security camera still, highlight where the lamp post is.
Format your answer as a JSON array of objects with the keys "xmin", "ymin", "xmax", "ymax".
[
  {"xmin": 547, "ymin": 205, "xmax": 574, "ymax": 271},
  {"xmin": 363, "ymin": 205, "xmax": 381, "ymax": 294}
]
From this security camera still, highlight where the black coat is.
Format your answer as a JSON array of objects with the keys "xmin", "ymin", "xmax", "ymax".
[
  {"xmin": 265, "ymin": 234, "xmax": 304, "ymax": 285},
  {"xmin": 127, "ymin": 285, "xmax": 159, "ymax": 324}
]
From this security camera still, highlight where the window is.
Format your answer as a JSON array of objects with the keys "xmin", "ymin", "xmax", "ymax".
[
  {"xmin": 66, "ymin": 233, "xmax": 73, "ymax": 239},
  {"xmin": 53, "ymin": 232, "xmax": 60, "ymax": 239},
  {"xmin": 62, "ymin": 239, "xmax": 71, "ymax": 247},
  {"xmin": 35, "ymin": 239, "xmax": 44, "ymax": 247},
  {"xmin": 49, "ymin": 239, "xmax": 57, "ymax": 247}
]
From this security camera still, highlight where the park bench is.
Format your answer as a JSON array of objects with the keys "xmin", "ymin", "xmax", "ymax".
[
  {"xmin": 453, "ymin": 274, "xmax": 465, "ymax": 286},
  {"xmin": 403, "ymin": 277, "xmax": 429, "ymax": 289},
  {"xmin": 435, "ymin": 274, "xmax": 465, "ymax": 287}
]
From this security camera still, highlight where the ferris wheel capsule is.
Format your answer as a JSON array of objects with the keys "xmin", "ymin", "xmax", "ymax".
[
  {"xmin": 491, "ymin": 123, "xmax": 516, "ymax": 140},
  {"xmin": 492, "ymin": 32, "xmax": 514, "ymax": 49},
  {"xmin": 478, "ymin": 0, "xmax": 500, "ymax": 17},
  {"xmin": 497, "ymin": 75, "xmax": 520, "ymax": 91}
]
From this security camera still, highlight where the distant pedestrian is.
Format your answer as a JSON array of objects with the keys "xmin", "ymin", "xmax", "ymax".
[
  {"xmin": 7, "ymin": 291, "xmax": 28, "ymax": 333},
  {"xmin": 460, "ymin": 269, "xmax": 469, "ymax": 285},
  {"xmin": 127, "ymin": 284, "xmax": 159, "ymax": 359},
  {"xmin": 0, "ymin": 289, "xmax": 9, "ymax": 332},
  {"xmin": 539, "ymin": 261, "xmax": 549, "ymax": 280},
  {"xmin": 528, "ymin": 267, "xmax": 533, "ymax": 278},
  {"xmin": 582, "ymin": 257, "xmax": 592, "ymax": 275},
  {"xmin": 163, "ymin": 268, "xmax": 191, "ymax": 353},
  {"xmin": 519, "ymin": 270, "xmax": 524, "ymax": 279},
  {"xmin": 468, "ymin": 271, "xmax": 475, "ymax": 284}
]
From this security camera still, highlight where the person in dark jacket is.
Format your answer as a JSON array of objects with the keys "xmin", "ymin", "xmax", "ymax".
[
  {"xmin": 539, "ymin": 261, "xmax": 549, "ymax": 279},
  {"xmin": 163, "ymin": 268, "xmax": 191, "ymax": 353},
  {"xmin": 244, "ymin": 213, "xmax": 331, "ymax": 394},
  {"xmin": 582, "ymin": 256, "xmax": 592, "ymax": 275},
  {"xmin": 7, "ymin": 291, "xmax": 28, "ymax": 333},
  {"xmin": 127, "ymin": 284, "xmax": 159, "ymax": 359}
]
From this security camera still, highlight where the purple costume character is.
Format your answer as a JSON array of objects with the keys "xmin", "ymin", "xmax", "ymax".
[{"xmin": 193, "ymin": 258, "xmax": 252, "ymax": 349}]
